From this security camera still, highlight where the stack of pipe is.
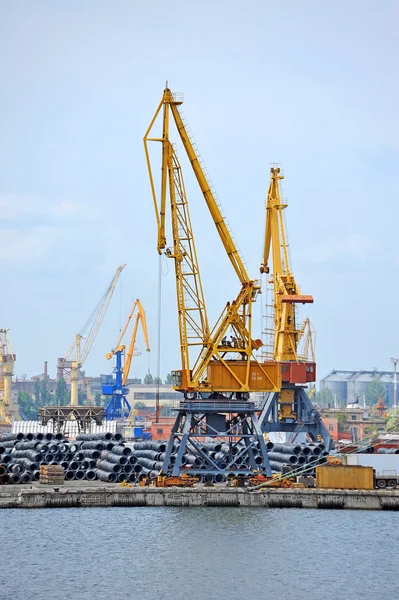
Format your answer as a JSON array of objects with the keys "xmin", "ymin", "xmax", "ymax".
[
  {"xmin": 0, "ymin": 432, "xmax": 132, "ymax": 485},
  {"xmin": 2, "ymin": 432, "xmax": 330, "ymax": 485},
  {"xmin": 126, "ymin": 439, "xmax": 329, "ymax": 481},
  {"xmin": 266, "ymin": 442, "xmax": 327, "ymax": 475}
]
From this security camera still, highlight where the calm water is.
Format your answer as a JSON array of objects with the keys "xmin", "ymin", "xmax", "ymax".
[{"xmin": 1, "ymin": 507, "xmax": 397, "ymax": 600}]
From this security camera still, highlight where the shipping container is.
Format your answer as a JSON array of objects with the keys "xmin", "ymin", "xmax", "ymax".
[{"xmin": 316, "ymin": 465, "xmax": 374, "ymax": 490}]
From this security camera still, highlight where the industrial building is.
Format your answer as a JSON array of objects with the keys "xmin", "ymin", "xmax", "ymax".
[
  {"xmin": 320, "ymin": 369, "xmax": 397, "ymax": 407},
  {"xmin": 320, "ymin": 407, "xmax": 386, "ymax": 442},
  {"xmin": 126, "ymin": 384, "xmax": 181, "ymax": 409}
]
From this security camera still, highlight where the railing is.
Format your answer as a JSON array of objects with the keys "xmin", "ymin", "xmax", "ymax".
[{"xmin": 178, "ymin": 399, "xmax": 263, "ymax": 413}]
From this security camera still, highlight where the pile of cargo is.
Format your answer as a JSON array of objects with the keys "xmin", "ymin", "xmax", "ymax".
[
  {"xmin": 0, "ymin": 432, "xmax": 141, "ymax": 485},
  {"xmin": 1, "ymin": 432, "xmax": 330, "ymax": 484},
  {"xmin": 129, "ymin": 440, "xmax": 329, "ymax": 479},
  {"xmin": 39, "ymin": 465, "xmax": 65, "ymax": 485},
  {"xmin": 267, "ymin": 442, "xmax": 328, "ymax": 476}
]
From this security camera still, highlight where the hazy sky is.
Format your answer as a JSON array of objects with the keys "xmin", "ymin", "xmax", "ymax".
[{"xmin": 1, "ymin": 0, "xmax": 398, "ymax": 385}]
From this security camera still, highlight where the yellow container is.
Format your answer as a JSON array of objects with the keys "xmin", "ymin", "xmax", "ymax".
[
  {"xmin": 316, "ymin": 465, "xmax": 374, "ymax": 490},
  {"xmin": 207, "ymin": 360, "xmax": 280, "ymax": 392}
]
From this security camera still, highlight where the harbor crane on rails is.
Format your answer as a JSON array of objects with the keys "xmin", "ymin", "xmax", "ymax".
[
  {"xmin": 0, "ymin": 329, "xmax": 21, "ymax": 423},
  {"xmin": 144, "ymin": 87, "xmax": 281, "ymax": 476},
  {"xmin": 57, "ymin": 264, "xmax": 126, "ymax": 406},
  {"xmin": 259, "ymin": 167, "xmax": 332, "ymax": 448},
  {"xmin": 103, "ymin": 299, "xmax": 150, "ymax": 420}
]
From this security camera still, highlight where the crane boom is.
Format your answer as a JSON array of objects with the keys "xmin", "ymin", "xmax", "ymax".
[
  {"xmin": 122, "ymin": 300, "xmax": 150, "ymax": 386},
  {"xmin": 145, "ymin": 89, "xmax": 249, "ymax": 284},
  {"xmin": 66, "ymin": 263, "xmax": 127, "ymax": 364},
  {"xmin": 144, "ymin": 88, "xmax": 280, "ymax": 395}
]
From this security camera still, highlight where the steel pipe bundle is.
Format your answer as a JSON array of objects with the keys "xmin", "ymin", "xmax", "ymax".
[
  {"xmin": 110, "ymin": 445, "xmax": 131, "ymax": 457},
  {"xmin": 15, "ymin": 441, "xmax": 40, "ymax": 450},
  {"xmin": 267, "ymin": 452, "xmax": 298, "ymax": 465},
  {"xmin": 1, "ymin": 440, "xmax": 20, "ymax": 449},
  {"xmin": 272, "ymin": 443, "xmax": 302, "ymax": 456},
  {"xmin": 265, "ymin": 442, "xmax": 330, "ymax": 476},
  {"xmin": 269, "ymin": 461, "xmax": 283, "ymax": 472},
  {"xmin": 0, "ymin": 432, "xmax": 24, "ymax": 442},
  {"xmin": 80, "ymin": 449, "xmax": 101, "ymax": 460},
  {"xmin": 99, "ymin": 451, "xmax": 127, "ymax": 465},
  {"xmin": 96, "ymin": 460, "xmax": 122, "ymax": 474},
  {"xmin": 95, "ymin": 469, "xmax": 117, "ymax": 483},
  {"xmin": 1, "ymin": 432, "xmax": 130, "ymax": 485},
  {"xmin": 132, "ymin": 441, "xmax": 167, "ymax": 452}
]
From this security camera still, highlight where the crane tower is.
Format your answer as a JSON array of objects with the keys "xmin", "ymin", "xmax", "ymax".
[{"xmin": 259, "ymin": 168, "xmax": 332, "ymax": 448}]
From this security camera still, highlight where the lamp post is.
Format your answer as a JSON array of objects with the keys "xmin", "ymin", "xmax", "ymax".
[{"xmin": 391, "ymin": 358, "xmax": 398, "ymax": 409}]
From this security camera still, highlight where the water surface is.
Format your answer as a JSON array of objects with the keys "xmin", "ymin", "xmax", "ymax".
[{"xmin": 1, "ymin": 507, "xmax": 397, "ymax": 600}]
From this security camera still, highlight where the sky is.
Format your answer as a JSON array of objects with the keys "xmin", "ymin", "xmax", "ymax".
[{"xmin": 0, "ymin": 0, "xmax": 398, "ymax": 386}]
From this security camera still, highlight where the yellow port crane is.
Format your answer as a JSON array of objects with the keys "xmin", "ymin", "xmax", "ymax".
[
  {"xmin": 103, "ymin": 299, "xmax": 150, "ymax": 421},
  {"xmin": 57, "ymin": 264, "xmax": 126, "ymax": 406},
  {"xmin": 258, "ymin": 167, "xmax": 332, "ymax": 448},
  {"xmin": 144, "ymin": 88, "xmax": 280, "ymax": 396},
  {"xmin": 0, "ymin": 329, "xmax": 21, "ymax": 423},
  {"xmin": 143, "ymin": 87, "xmax": 280, "ymax": 477},
  {"xmin": 260, "ymin": 167, "xmax": 314, "ymax": 365}
]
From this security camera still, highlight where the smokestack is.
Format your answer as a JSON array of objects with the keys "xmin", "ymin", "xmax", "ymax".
[{"xmin": 44, "ymin": 361, "xmax": 48, "ymax": 377}]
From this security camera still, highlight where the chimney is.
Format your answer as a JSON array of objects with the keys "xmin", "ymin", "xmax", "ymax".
[{"xmin": 44, "ymin": 361, "xmax": 48, "ymax": 377}]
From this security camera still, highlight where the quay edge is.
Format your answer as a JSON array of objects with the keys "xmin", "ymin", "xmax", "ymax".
[{"xmin": 1, "ymin": 485, "xmax": 399, "ymax": 510}]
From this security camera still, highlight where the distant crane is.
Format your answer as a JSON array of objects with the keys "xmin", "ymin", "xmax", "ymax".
[
  {"xmin": 0, "ymin": 329, "xmax": 21, "ymax": 423},
  {"xmin": 57, "ymin": 264, "xmax": 126, "ymax": 406},
  {"xmin": 103, "ymin": 299, "xmax": 150, "ymax": 420}
]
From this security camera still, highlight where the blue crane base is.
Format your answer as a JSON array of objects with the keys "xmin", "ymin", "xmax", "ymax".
[
  {"xmin": 259, "ymin": 387, "xmax": 333, "ymax": 450},
  {"xmin": 161, "ymin": 397, "xmax": 272, "ymax": 477},
  {"xmin": 103, "ymin": 396, "xmax": 131, "ymax": 421}
]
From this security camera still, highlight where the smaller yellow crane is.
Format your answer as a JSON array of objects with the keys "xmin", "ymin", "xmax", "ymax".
[
  {"xmin": 0, "ymin": 329, "xmax": 21, "ymax": 423},
  {"xmin": 258, "ymin": 167, "xmax": 332, "ymax": 449},
  {"xmin": 103, "ymin": 299, "xmax": 150, "ymax": 420},
  {"xmin": 260, "ymin": 167, "xmax": 314, "ymax": 366}
]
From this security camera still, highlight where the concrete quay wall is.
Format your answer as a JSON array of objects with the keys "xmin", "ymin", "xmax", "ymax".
[{"xmin": 1, "ymin": 485, "xmax": 399, "ymax": 510}]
